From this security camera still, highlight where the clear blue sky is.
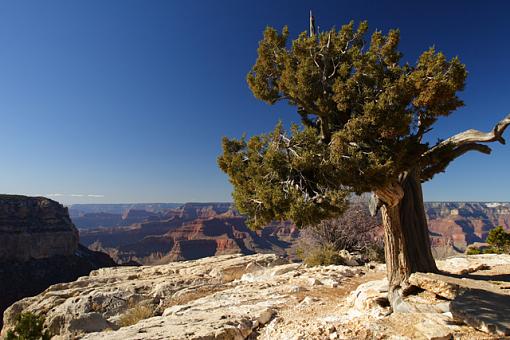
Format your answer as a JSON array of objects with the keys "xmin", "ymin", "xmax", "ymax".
[{"xmin": 0, "ymin": 1, "xmax": 509, "ymax": 204}]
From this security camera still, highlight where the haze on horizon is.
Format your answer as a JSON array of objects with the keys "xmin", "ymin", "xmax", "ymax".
[{"xmin": 0, "ymin": 0, "xmax": 509, "ymax": 205}]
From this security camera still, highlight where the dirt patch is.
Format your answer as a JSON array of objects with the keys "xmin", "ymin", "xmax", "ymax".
[{"xmin": 256, "ymin": 269, "xmax": 385, "ymax": 339}]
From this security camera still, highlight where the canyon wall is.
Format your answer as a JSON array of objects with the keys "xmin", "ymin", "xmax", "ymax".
[
  {"xmin": 77, "ymin": 201, "xmax": 510, "ymax": 264},
  {"xmin": 0, "ymin": 195, "xmax": 78, "ymax": 262},
  {"xmin": 0, "ymin": 195, "xmax": 115, "ymax": 328},
  {"xmin": 426, "ymin": 202, "xmax": 510, "ymax": 250}
]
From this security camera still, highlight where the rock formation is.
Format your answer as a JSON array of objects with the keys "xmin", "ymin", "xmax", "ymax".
[
  {"xmin": 426, "ymin": 202, "xmax": 510, "ymax": 251},
  {"xmin": 3, "ymin": 253, "xmax": 510, "ymax": 339},
  {"xmin": 69, "ymin": 203, "xmax": 182, "ymax": 218},
  {"xmin": 77, "ymin": 201, "xmax": 509, "ymax": 265},
  {"xmin": 0, "ymin": 195, "xmax": 115, "ymax": 328},
  {"xmin": 80, "ymin": 207, "xmax": 298, "ymax": 264},
  {"xmin": 0, "ymin": 195, "xmax": 78, "ymax": 262},
  {"xmin": 173, "ymin": 202, "xmax": 235, "ymax": 220}
]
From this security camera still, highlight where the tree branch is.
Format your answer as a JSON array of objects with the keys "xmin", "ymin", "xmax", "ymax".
[
  {"xmin": 421, "ymin": 143, "xmax": 492, "ymax": 182},
  {"xmin": 309, "ymin": 10, "xmax": 316, "ymax": 37},
  {"xmin": 420, "ymin": 113, "xmax": 510, "ymax": 182},
  {"xmin": 431, "ymin": 113, "xmax": 510, "ymax": 149}
]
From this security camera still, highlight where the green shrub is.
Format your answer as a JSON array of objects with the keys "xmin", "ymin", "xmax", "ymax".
[
  {"xmin": 364, "ymin": 243, "xmax": 385, "ymax": 263},
  {"xmin": 5, "ymin": 312, "xmax": 51, "ymax": 340},
  {"xmin": 301, "ymin": 244, "xmax": 343, "ymax": 267},
  {"xmin": 466, "ymin": 226, "xmax": 510, "ymax": 255},
  {"xmin": 466, "ymin": 247, "xmax": 483, "ymax": 255},
  {"xmin": 486, "ymin": 226, "xmax": 510, "ymax": 253}
]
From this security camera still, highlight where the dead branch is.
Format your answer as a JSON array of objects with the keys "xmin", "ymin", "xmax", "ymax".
[{"xmin": 420, "ymin": 113, "xmax": 510, "ymax": 181}]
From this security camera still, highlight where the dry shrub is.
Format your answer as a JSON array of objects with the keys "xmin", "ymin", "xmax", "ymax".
[
  {"xmin": 297, "ymin": 203, "xmax": 385, "ymax": 264},
  {"xmin": 118, "ymin": 305, "xmax": 154, "ymax": 327},
  {"xmin": 300, "ymin": 244, "xmax": 343, "ymax": 266}
]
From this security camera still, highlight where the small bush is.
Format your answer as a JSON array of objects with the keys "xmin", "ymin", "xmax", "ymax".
[
  {"xmin": 466, "ymin": 247, "xmax": 483, "ymax": 255},
  {"xmin": 296, "ymin": 203, "xmax": 385, "ymax": 265},
  {"xmin": 486, "ymin": 226, "xmax": 510, "ymax": 253},
  {"xmin": 466, "ymin": 226, "xmax": 510, "ymax": 255},
  {"xmin": 5, "ymin": 312, "xmax": 51, "ymax": 340},
  {"xmin": 364, "ymin": 242, "xmax": 385, "ymax": 263},
  {"xmin": 304, "ymin": 204, "xmax": 381, "ymax": 253},
  {"xmin": 302, "ymin": 244, "xmax": 343, "ymax": 267},
  {"xmin": 118, "ymin": 305, "xmax": 154, "ymax": 327}
]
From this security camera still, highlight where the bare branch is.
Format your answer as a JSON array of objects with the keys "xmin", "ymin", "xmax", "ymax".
[
  {"xmin": 421, "ymin": 143, "xmax": 492, "ymax": 182},
  {"xmin": 420, "ymin": 113, "xmax": 510, "ymax": 181},
  {"xmin": 431, "ymin": 113, "xmax": 510, "ymax": 150},
  {"xmin": 309, "ymin": 10, "xmax": 316, "ymax": 37}
]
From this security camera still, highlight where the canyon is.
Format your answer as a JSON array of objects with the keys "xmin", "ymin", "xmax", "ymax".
[
  {"xmin": 77, "ymin": 203, "xmax": 299, "ymax": 264},
  {"xmin": 2, "ymin": 195, "xmax": 509, "ymax": 336},
  {"xmin": 426, "ymin": 202, "xmax": 510, "ymax": 249},
  {"xmin": 76, "ymin": 201, "xmax": 510, "ymax": 264}
]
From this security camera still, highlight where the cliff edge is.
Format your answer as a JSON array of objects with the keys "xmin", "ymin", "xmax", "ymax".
[
  {"xmin": 0, "ymin": 195, "xmax": 115, "ymax": 328},
  {"xmin": 0, "ymin": 195, "xmax": 78, "ymax": 262}
]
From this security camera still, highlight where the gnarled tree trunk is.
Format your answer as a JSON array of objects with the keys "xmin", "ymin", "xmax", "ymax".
[
  {"xmin": 374, "ymin": 113, "xmax": 510, "ymax": 311},
  {"xmin": 376, "ymin": 170, "xmax": 438, "ymax": 311}
]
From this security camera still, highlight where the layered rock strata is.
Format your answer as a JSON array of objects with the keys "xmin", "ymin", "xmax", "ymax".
[
  {"xmin": 0, "ymin": 195, "xmax": 115, "ymax": 328},
  {"xmin": 0, "ymin": 195, "xmax": 78, "ymax": 262}
]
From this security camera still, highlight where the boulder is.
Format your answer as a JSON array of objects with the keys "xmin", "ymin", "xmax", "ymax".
[
  {"xmin": 409, "ymin": 273, "xmax": 461, "ymax": 300},
  {"xmin": 450, "ymin": 288, "xmax": 510, "ymax": 336},
  {"xmin": 348, "ymin": 278, "xmax": 389, "ymax": 316},
  {"xmin": 409, "ymin": 268, "xmax": 510, "ymax": 337},
  {"xmin": 338, "ymin": 250, "xmax": 361, "ymax": 266},
  {"xmin": 414, "ymin": 318, "xmax": 453, "ymax": 340}
]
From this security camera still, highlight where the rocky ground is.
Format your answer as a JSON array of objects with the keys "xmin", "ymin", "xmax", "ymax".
[
  {"xmin": 0, "ymin": 195, "xmax": 116, "ymax": 329},
  {"xmin": 3, "ymin": 253, "xmax": 510, "ymax": 339}
]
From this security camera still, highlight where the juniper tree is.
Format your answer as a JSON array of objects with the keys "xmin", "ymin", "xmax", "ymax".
[{"xmin": 218, "ymin": 13, "xmax": 510, "ymax": 309}]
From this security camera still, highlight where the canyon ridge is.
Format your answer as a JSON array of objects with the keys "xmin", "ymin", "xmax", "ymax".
[{"xmin": 75, "ymin": 201, "xmax": 510, "ymax": 264}]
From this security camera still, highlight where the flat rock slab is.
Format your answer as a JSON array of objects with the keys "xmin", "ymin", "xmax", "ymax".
[
  {"xmin": 2, "ymin": 253, "xmax": 368, "ymax": 340},
  {"xmin": 409, "ymin": 271, "xmax": 510, "ymax": 336},
  {"xmin": 409, "ymin": 273, "xmax": 462, "ymax": 300}
]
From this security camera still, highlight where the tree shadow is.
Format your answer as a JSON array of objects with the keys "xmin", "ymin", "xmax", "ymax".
[
  {"xmin": 450, "ymin": 288, "xmax": 510, "ymax": 336},
  {"xmin": 447, "ymin": 272, "xmax": 510, "ymax": 283}
]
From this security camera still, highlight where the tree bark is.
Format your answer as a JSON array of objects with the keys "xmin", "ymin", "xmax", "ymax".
[
  {"xmin": 377, "ymin": 114, "xmax": 510, "ymax": 310},
  {"xmin": 377, "ymin": 170, "xmax": 438, "ymax": 311}
]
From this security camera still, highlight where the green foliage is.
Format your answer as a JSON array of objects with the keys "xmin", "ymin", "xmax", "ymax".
[
  {"xmin": 5, "ymin": 312, "xmax": 51, "ymax": 340},
  {"xmin": 300, "ymin": 243, "xmax": 343, "ymax": 267},
  {"xmin": 466, "ymin": 226, "xmax": 510, "ymax": 255},
  {"xmin": 219, "ymin": 20, "xmax": 467, "ymax": 228},
  {"xmin": 219, "ymin": 123, "xmax": 348, "ymax": 227},
  {"xmin": 466, "ymin": 247, "xmax": 483, "ymax": 255},
  {"xmin": 486, "ymin": 226, "xmax": 510, "ymax": 253}
]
